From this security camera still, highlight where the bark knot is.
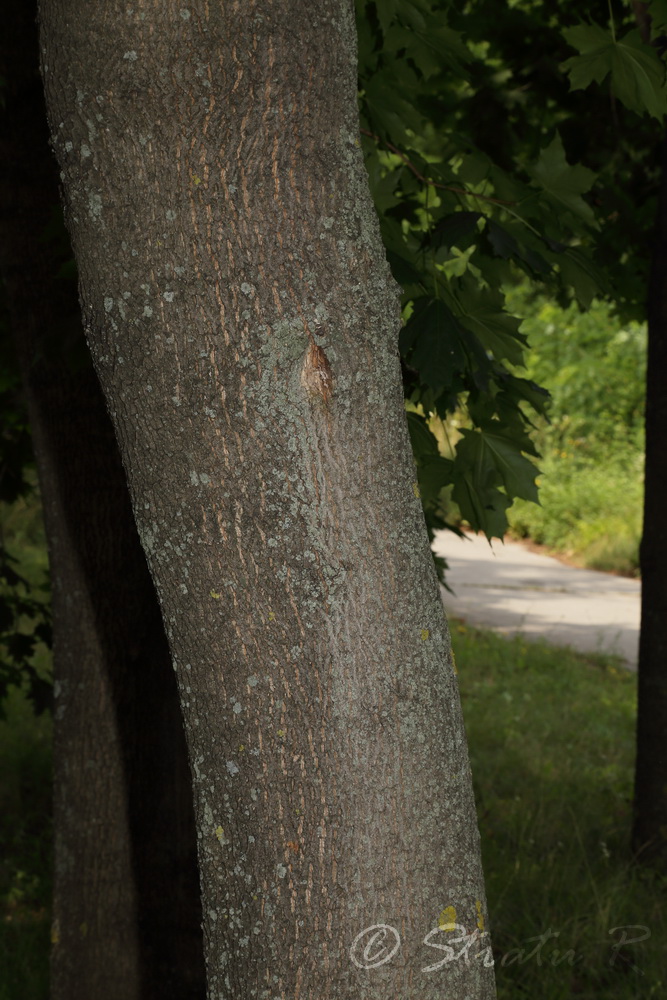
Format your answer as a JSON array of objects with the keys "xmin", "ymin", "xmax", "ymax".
[{"xmin": 301, "ymin": 339, "xmax": 333, "ymax": 404}]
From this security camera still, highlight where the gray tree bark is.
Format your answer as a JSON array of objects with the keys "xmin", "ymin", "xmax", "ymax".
[
  {"xmin": 1, "ymin": 7, "xmax": 204, "ymax": 998},
  {"xmin": 38, "ymin": 1, "xmax": 497, "ymax": 997}
]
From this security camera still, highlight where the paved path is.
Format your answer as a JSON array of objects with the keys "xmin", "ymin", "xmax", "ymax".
[{"xmin": 432, "ymin": 530, "xmax": 641, "ymax": 669}]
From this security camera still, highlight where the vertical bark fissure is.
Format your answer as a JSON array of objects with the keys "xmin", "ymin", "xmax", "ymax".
[{"xmin": 39, "ymin": 1, "xmax": 496, "ymax": 996}]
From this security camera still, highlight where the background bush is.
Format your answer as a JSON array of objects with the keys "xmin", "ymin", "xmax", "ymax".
[{"xmin": 482, "ymin": 286, "xmax": 645, "ymax": 575}]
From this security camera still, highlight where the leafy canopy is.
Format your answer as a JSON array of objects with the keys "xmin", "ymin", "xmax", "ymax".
[{"xmin": 355, "ymin": 0, "xmax": 664, "ymax": 570}]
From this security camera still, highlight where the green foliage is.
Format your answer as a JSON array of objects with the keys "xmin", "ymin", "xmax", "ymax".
[
  {"xmin": 357, "ymin": 0, "xmax": 601, "ymax": 553},
  {"xmin": 0, "ymin": 489, "xmax": 52, "ymax": 719},
  {"xmin": 507, "ymin": 288, "xmax": 647, "ymax": 450},
  {"xmin": 0, "ymin": 200, "xmax": 77, "ymax": 718},
  {"xmin": 649, "ymin": 0, "xmax": 667, "ymax": 35},
  {"xmin": 0, "ymin": 558, "xmax": 52, "ymax": 719},
  {"xmin": 503, "ymin": 288, "xmax": 645, "ymax": 574},
  {"xmin": 355, "ymin": 0, "xmax": 663, "ymax": 563},
  {"xmin": 0, "ymin": 323, "xmax": 52, "ymax": 718},
  {"xmin": 355, "ymin": 0, "xmax": 665, "ymax": 574},
  {"xmin": 562, "ymin": 24, "xmax": 667, "ymax": 120},
  {"xmin": 527, "ymin": 133, "xmax": 598, "ymax": 227},
  {"xmin": 509, "ymin": 449, "xmax": 643, "ymax": 575}
]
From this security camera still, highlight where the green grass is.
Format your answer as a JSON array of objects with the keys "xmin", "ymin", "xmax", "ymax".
[
  {"xmin": 0, "ymin": 687, "xmax": 51, "ymax": 1000},
  {"xmin": 453, "ymin": 619, "xmax": 665, "ymax": 1000},
  {"xmin": 1, "ymin": 623, "xmax": 664, "ymax": 1000}
]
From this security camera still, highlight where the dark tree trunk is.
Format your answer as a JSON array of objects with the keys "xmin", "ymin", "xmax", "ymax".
[
  {"xmin": 634, "ymin": 134, "xmax": 667, "ymax": 869},
  {"xmin": 0, "ymin": 7, "xmax": 205, "ymax": 997},
  {"xmin": 38, "ymin": 1, "xmax": 496, "ymax": 997}
]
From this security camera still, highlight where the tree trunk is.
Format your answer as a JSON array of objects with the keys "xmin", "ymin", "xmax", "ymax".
[
  {"xmin": 1, "ymin": 7, "xmax": 205, "ymax": 997},
  {"xmin": 38, "ymin": 1, "xmax": 496, "ymax": 997},
  {"xmin": 634, "ymin": 133, "xmax": 667, "ymax": 869}
]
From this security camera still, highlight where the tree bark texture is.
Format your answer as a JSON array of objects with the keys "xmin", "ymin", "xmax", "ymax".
[
  {"xmin": 634, "ymin": 132, "xmax": 667, "ymax": 869},
  {"xmin": 1, "ymin": 7, "xmax": 205, "ymax": 998},
  {"xmin": 39, "ymin": 1, "xmax": 497, "ymax": 997}
]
